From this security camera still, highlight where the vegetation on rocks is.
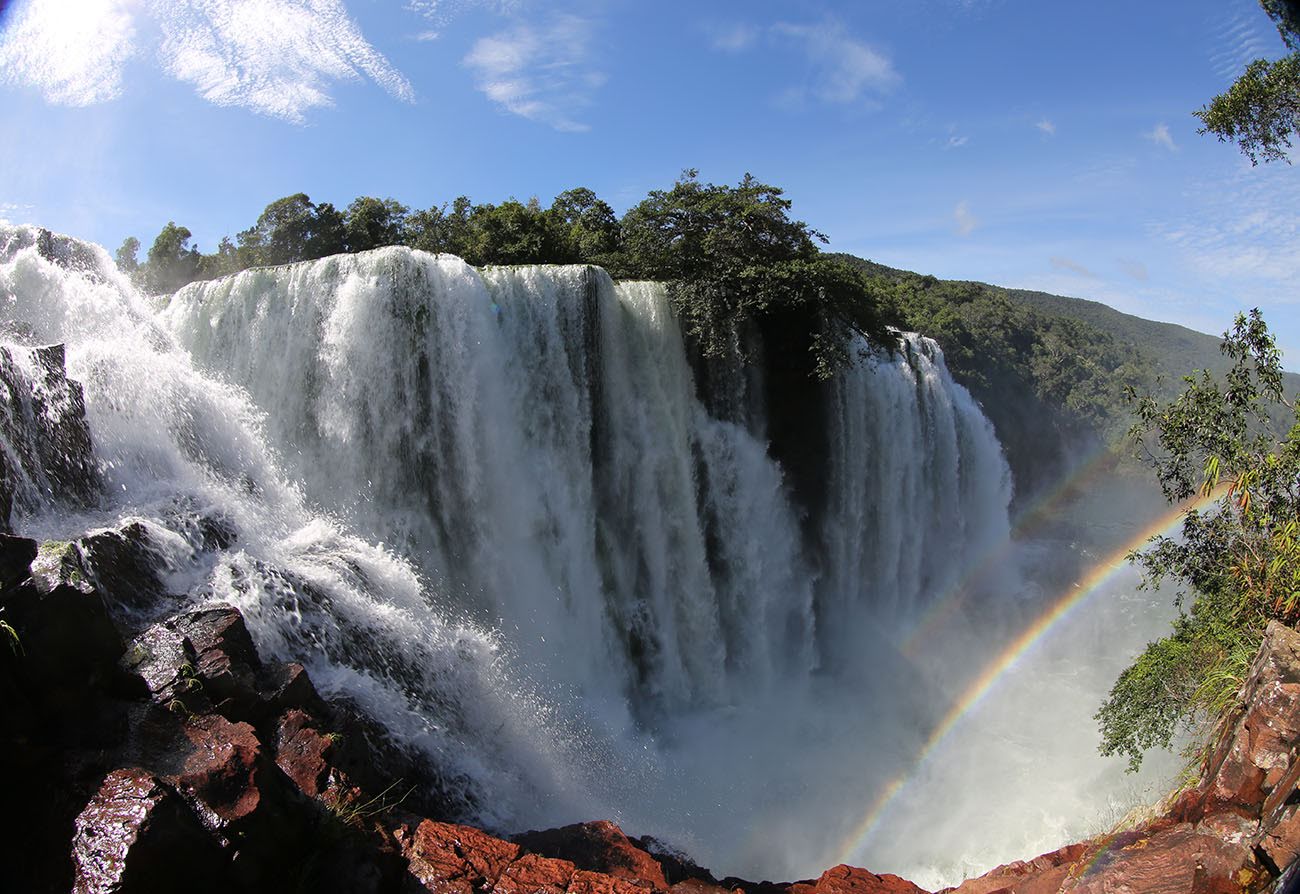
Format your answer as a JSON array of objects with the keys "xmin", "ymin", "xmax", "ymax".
[{"xmin": 1096, "ymin": 311, "xmax": 1299, "ymax": 771}]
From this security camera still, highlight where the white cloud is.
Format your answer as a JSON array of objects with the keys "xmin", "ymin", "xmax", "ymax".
[
  {"xmin": 953, "ymin": 200, "xmax": 978, "ymax": 237},
  {"xmin": 946, "ymin": 135, "xmax": 969, "ymax": 149},
  {"xmin": 1050, "ymin": 256, "xmax": 1097, "ymax": 278},
  {"xmin": 1036, "ymin": 118, "xmax": 1056, "ymax": 136},
  {"xmin": 464, "ymin": 15, "xmax": 602, "ymax": 132},
  {"xmin": 0, "ymin": 0, "xmax": 412, "ymax": 123},
  {"xmin": 0, "ymin": 0, "xmax": 137, "ymax": 106},
  {"xmin": 156, "ymin": 0, "xmax": 414, "ymax": 123},
  {"xmin": 1145, "ymin": 122, "xmax": 1178, "ymax": 151},
  {"xmin": 708, "ymin": 23, "xmax": 760, "ymax": 53},
  {"xmin": 771, "ymin": 21, "xmax": 900, "ymax": 106}
]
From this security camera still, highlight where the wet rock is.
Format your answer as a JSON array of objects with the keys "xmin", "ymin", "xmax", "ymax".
[
  {"xmin": 515, "ymin": 821, "xmax": 669, "ymax": 889},
  {"xmin": 395, "ymin": 819, "xmax": 523, "ymax": 894},
  {"xmin": 0, "ymin": 532, "xmax": 36, "ymax": 587},
  {"xmin": 77, "ymin": 523, "xmax": 169, "ymax": 613},
  {"xmin": 0, "ymin": 343, "xmax": 100, "ymax": 512},
  {"xmin": 276, "ymin": 708, "xmax": 340, "ymax": 799},
  {"xmin": 123, "ymin": 605, "xmax": 262, "ymax": 720},
  {"xmin": 175, "ymin": 714, "xmax": 269, "ymax": 829},
  {"xmin": 71, "ymin": 767, "xmax": 229, "ymax": 894},
  {"xmin": 1, "ymin": 547, "xmax": 125, "ymax": 704}
]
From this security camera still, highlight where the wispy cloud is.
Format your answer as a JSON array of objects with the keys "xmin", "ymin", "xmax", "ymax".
[
  {"xmin": 1050, "ymin": 256, "xmax": 1097, "ymax": 278},
  {"xmin": 1209, "ymin": 8, "xmax": 1274, "ymax": 80},
  {"xmin": 770, "ymin": 20, "xmax": 900, "ymax": 106},
  {"xmin": 464, "ymin": 15, "xmax": 603, "ymax": 132},
  {"xmin": 1036, "ymin": 118, "xmax": 1056, "ymax": 136},
  {"xmin": 1152, "ymin": 163, "xmax": 1300, "ymax": 299},
  {"xmin": 953, "ymin": 200, "xmax": 978, "ymax": 236},
  {"xmin": 1118, "ymin": 258, "xmax": 1149, "ymax": 282},
  {"xmin": 946, "ymin": 134, "xmax": 969, "ymax": 150},
  {"xmin": 0, "ymin": 203, "xmax": 35, "ymax": 225},
  {"xmin": 156, "ymin": 0, "xmax": 414, "ymax": 123},
  {"xmin": 707, "ymin": 23, "xmax": 760, "ymax": 53},
  {"xmin": 0, "ymin": 0, "xmax": 413, "ymax": 123},
  {"xmin": 0, "ymin": 0, "xmax": 137, "ymax": 106},
  {"xmin": 1145, "ymin": 122, "xmax": 1178, "ymax": 151}
]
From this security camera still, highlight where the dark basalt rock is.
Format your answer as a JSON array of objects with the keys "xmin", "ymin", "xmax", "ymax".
[
  {"xmin": 0, "ymin": 343, "xmax": 101, "ymax": 518},
  {"xmin": 72, "ymin": 767, "xmax": 230, "ymax": 894}
]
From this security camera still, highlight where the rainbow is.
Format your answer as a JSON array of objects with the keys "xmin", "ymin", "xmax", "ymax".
[
  {"xmin": 833, "ymin": 485, "xmax": 1223, "ymax": 867},
  {"xmin": 900, "ymin": 443, "xmax": 1125, "ymax": 659}
]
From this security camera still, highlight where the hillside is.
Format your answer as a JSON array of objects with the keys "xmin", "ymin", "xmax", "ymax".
[{"xmin": 832, "ymin": 253, "xmax": 1298, "ymax": 504}]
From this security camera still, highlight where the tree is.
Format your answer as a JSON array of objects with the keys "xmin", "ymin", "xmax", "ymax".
[
  {"xmin": 141, "ymin": 222, "xmax": 202, "ymax": 294},
  {"xmin": 1097, "ymin": 310, "xmax": 1299, "ymax": 770},
  {"xmin": 237, "ymin": 194, "xmax": 344, "ymax": 267},
  {"xmin": 1195, "ymin": 1, "xmax": 1300, "ymax": 164},
  {"xmin": 616, "ymin": 170, "xmax": 896, "ymax": 375},
  {"xmin": 114, "ymin": 236, "xmax": 140, "ymax": 275},
  {"xmin": 550, "ymin": 187, "xmax": 619, "ymax": 264},
  {"xmin": 344, "ymin": 196, "xmax": 409, "ymax": 253}
]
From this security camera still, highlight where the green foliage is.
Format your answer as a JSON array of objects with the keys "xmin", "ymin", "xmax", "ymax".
[
  {"xmin": 1096, "ymin": 310, "xmax": 1300, "ymax": 771},
  {"xmin": 0, "ymin": 610, "xmax": 21, "ymax": 656},
  {"xmin": 237, "ymin": 193, "xmax": 346, "ymax": 267},
  {"xmin": 1196, "ymin": 55, "xmax": 1300, "ymax": 165},
  {"xmin": 114, "ymin": 236, "xmax": 140, "ymax": 275},
  {"xmin": 1195, "ymin": 1, "xmax": 1300, "ymax": 164},
  {"xmin": 344, "ymin": 196, "xmax": 409, "ymax": 253},
  {"xmin": 143, "ymin": 222, "xmax": 202, "ymax": 294},
  {"xmin": 616, "ymin": 171, "xmax": 896, "ymax": 373}
]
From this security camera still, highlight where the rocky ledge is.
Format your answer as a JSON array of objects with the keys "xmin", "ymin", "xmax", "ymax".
[{"xmin": 6, "ymin": 518, "xmax": 1300, "ymax": 893}]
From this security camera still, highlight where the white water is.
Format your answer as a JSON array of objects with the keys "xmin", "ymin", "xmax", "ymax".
[{"xmin": 0, "ymin": 229, "xmax": 1176, "ymax": 887}]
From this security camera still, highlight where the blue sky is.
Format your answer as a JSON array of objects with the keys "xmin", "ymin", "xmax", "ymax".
[{"xmin": 1, "ymin": 0, "xmax": 1297, "ymax": 364}]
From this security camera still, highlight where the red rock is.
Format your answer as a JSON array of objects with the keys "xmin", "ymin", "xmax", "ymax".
[
  {"xmin": 515, "ymin": 820, "xmax": 670, "ymax": 889},
  {"xmin": 946, "ymin": 842, "xmax": 1086, "ymax": 894},
  {"xmin": 493, "ymin": 851, "xmax": 576, "ymax": 894},
  {"xmin": 788, "ymin": 864, "xmax": 927, "ymax": 894},
  {"xmin": 276, "ymin": 708, "xmax": 336, "ymax": 798},
  {"xmin": 71, "ymin": 767, "xmax": 229, "ymax": 894},
  {"xmin": 570, "ymin": 868, "xmax": 659, "ymax": 894},
  {"xmin": 1069, "ymin": 824, "xmax": 1256, "ymax": 894},
  {"xmin": 176, "ymin": 714, "xmax": 266, "ymax": 828},
  {"xmin": 395, "ymin": 819, "xmax": 522, "ymax": 894},
  {"xmin": 1260, "ymin": 805, "xmax": 1300, "ymax": 874}
]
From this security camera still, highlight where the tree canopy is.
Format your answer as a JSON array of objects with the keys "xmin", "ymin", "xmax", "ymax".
[{"xmin": 1195, "ymin": 0, "xmax": 1300, "ymax": 164}]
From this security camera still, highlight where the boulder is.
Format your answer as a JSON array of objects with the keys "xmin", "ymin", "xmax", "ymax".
[
  {"xmin": 123, "ymin": 605, "xmax": 262, "ymax": 720},
  {"xmin": 71, "ymin": 767, "xmax": 229, "ymax": 894},
  {"xmin": 514, "ymin": 821, "xmax": 669, "ymax": 889},
  {"xmin": 394, "ymin": 819, "xmax": 522, "ymax": 894},
  {"xmin": 788, "ymin": 864, "xmax": 927, "ymax": 894},
  {"xmin": 1070, "ymin": 824, "xmax": 1259, "ymax": 894}
]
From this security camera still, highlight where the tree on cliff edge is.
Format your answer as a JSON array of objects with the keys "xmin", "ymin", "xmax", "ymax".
[{"xmin": 1097, "ymin": 311, "xmax": 1299, "ymax": 771}]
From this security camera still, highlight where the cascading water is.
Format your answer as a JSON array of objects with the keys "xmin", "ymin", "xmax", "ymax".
[{"xmin": 0, "ymin": 227, "xmax": 1175, "ymax": 889}]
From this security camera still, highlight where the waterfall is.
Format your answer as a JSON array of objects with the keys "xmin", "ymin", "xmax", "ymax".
[{"xmin": 2, "ymin": 228, "xmax": 1035, "ymax": 882}]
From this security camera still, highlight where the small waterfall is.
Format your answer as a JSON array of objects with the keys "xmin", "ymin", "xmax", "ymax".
[{"xmin": 3, "ymin": 229, "xmax": 1039, "ymax": 882}]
